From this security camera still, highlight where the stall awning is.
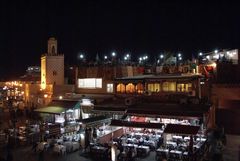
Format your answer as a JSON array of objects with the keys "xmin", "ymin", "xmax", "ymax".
[
  {"xmin": 48, "ymin": 100, "xmax": 80, "ymax": 109},
  {"xmin": 34, "ymin": 106, "xmax": 65, "ymax": 115},
  {"xmin": 78, "ymin": 116, "xmax": 111, "ymax": 127},
  {"xmin": 126, "ymin": 109, "xmax": 204, "ymax": 118},
  {"xmin": 164, "ymin": 124, "xmax": 200, "ymax": 135},
  {"xmin": 34, "ymin": 100, "xmax": 81, "ymax": 114},
  {"xmin": 110, "ymin": 119, "xmax": 164, "ymax": 129}
]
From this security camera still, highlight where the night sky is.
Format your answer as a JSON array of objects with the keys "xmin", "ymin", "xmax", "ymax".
[{"xmin": 1, "ymin": 1, "xmax": 240, "ymax": 79}]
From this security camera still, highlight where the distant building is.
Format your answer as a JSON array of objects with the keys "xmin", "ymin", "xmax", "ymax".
[
  {"xmin": 41, "ymin": 37, "xmax": 64, "ymax": 89},
  {"xmin": 19, "ymin": 66, "xmax": 41, "ymax": 82},
  {"xmin": 200, "ymin": 49, "xmax": 240, "ymax": 83}
]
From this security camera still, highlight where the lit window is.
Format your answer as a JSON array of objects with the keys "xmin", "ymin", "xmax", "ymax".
[
  {"xmin": 107, "ymin": 84, "xmax": 113, "ymax": 93},
  {"xmin": 136, "ymin": 83, "xmax": 144, "ymax": 94},
  {"xmin": 126, "ymin": 83, "xmax": 135, "ymax": 93},
  {"xmin": 162, "ymin": 82, "xmax": 176, "ymax": 92},
  {"xmin": 177, "ymin": 83, "xmax": 192, "ymax": 92},
  {"xmin": 78, "ymin": 78, "xmax": 102, "ymax": 88},
  {"xmin": 148, "ymin": 83, "xmax": 161, "ymax": 92},
  {"xmin": 117, "ymin": 84, "xmax": 125, "ymax": 93}
]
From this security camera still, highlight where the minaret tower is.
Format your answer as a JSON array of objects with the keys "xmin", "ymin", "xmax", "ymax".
[{"xmin": 41, "ymin": 37, "xmax": 64, "ymax": 89}]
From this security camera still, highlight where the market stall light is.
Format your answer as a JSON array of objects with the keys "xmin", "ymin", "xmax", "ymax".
[
  {"xmin": 81, "ymin": 98, "xmax": 92, "ymax": 106},
  {"xmin": 199, "ymin": 52, "xmax": 203, "ymax": 56},
  {"xmin": 211, "ymin": 62, "xmax": 217, "ymax": 68},
  {"xmin": 213, "ymin": 54, "xmax": 219, "ymax": 59},
  {"xmin": 59, "ymin": 96, "xmax": 63, "ymax": 100},
  {"xmin": 214, "ymin": 49, "xmax": 218, "ymax": 54},
  {"xmin": 67, "ymin": 109, "xmax": 74, "ymax": 113},
  {"xmin": 44, "ymin": 94, "xmax": 48, "ymax": 98}
]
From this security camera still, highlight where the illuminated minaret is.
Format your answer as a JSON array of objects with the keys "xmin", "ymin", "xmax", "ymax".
[{"xmin": 41, "ymin": 37, "xmax": 64, "ymax": 89}]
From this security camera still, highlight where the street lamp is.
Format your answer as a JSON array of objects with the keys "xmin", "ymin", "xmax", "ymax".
[
  {"xmin": 214, "ymin": 49, "xmax": 218, "ymax": 54},
  {"xmin": 160, "ymin": 54, "xmax": 164, "ymax": 59},
  {"xmin": 79, "ymin": 54, "xmax": 84, "ymax": 59},
  {"xmin": 199, "ymin": 52, "xmax": 203, "ymax": 56},
  {"xmin": 111, "ymin": 52, "xmax": 116, "ymax": 57},
  {"xmin": 104, "ymin": 55, "xmax": 108, "ymax": 60}
]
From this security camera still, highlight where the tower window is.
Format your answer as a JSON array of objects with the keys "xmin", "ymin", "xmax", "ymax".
[
  {"xmin": 52, "ymin": 46, "xmax": 55, "ymax": 54},
  {"xmin": 53, "ymin": 71, "xmax": 57, "ymax": 76}
]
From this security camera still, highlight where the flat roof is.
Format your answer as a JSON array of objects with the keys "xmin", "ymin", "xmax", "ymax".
[
  {"xmin": 110, "ymin": 120, "xmax": 164, "ymax": 129},
  {"xmin": 94, "ymin": 98, "xmax": 210, "ymax": 118},
  {"xmin": 115, "ymin": 73, "xmax": 203, "ymax": 81},
  {"xmin": 164, "ymin": 124, "xmax": 200, "ymax": 135}
]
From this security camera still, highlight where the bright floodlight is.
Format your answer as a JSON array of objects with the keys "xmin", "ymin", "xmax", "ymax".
[
  {"xmin": 145, "ymin": 55, "xmax": 148, "ymax": 59},
  {"xmin": 160, "ymin": 54, "xmax": 164, "ymax": 59},
  {"xmin": 179, "ymin": 57, "xmax": 182, "ymax": 60},
  {"xmin": 126, "ymin": 54, "xmax": 130, "ymax": 58},
  {"xmin": 178, "ymin": 53, "xmax": 181, "ymax": 57},
  {"xmin": 112, "ymin": 52, "xmax": 116, "ymax": 57},
  {"xmin": 214, "ymin": 49, "xmax": 218, "ymax": 54},
  {"xmin": 79, "ymin": 54, "xmax": 84, "ymax": 59},
  {"xmin": 139, "ymin": 57, "xmax": 142, "ymax": 61},
  {"xmin": 199, "ymin": 52, "xmax": 203, "ymax": 56},
  {"xmin": 104, "ymin": 55, "xmax": 108, "ymax": 59},
  {"xmin": 124, "ymin": 56, "xmax": 127, "ymax": 60}
]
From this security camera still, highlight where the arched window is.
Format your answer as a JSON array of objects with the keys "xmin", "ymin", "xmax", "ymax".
[
  {"xmin": 116, "ymin": 84, "xmax": 125, "ymax": 93},
  {"xmin": 136, "ymin": 83, "xmax": 144, "ymax": 94},
  {"xmin": 126, "ymin": 83, "xmax": 135, "ymax": 93},
  {"xmin": 52, "ymin": 45, "xmax": 55, "ymax": 54}
]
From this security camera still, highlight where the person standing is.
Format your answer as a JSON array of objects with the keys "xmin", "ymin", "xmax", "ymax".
[
  {"xmin": 38, "ymin": 150, "xmax": 44, "ymax": 161},
  {"xmin": 6, "ymin": 144, "xmax": 13, "ymax": 161}
]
